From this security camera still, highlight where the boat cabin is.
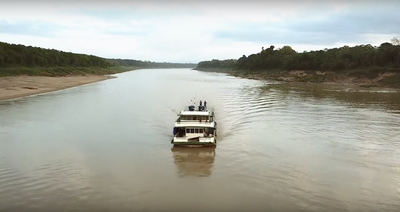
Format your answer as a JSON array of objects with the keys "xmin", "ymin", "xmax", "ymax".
[
  {"xmin": 173, "ymin": 126, "xmax": 216, "ymax": 138},
  {"xmin": 177, "ymin": 114, "xmax": 212, "ymax": 122}
]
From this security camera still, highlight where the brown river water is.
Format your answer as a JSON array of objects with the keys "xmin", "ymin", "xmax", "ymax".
[{"xmin": 0, "ymin": 69, "xmax": 400, "ymax": 212}]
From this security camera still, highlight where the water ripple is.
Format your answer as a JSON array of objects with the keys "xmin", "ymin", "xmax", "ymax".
[{"xmin": 1, "ymin": 69, "xmax": 400, "ymax": 211}]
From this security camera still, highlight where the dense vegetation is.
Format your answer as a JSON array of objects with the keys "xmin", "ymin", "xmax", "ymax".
[
  {"xmin": 108, "ymin": 59, "xmax": 196, "ymax": 69},
  {"xmin": 196, "ymin": 59, "xmax": 237, "ymax": 70},
  {"xmin": 0, "ymin": 41, "xmax": 122, "ymax": 76},
  {"xmin": 196, "ymin": 39, "xmax": 400, "ymax": 72},
  {"xmin": 0, "ymin": 41, "xmax": 111, "ymax": 68},
  {"xmin": 195, "ymin": 38, "xmax": 400, "ymax": 87},
  {"xmin": 0, "ymin": 41, "xmax": 196, "ymax": 76}
]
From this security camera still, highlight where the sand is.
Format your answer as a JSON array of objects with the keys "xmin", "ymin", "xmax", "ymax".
[{"xmin": 0, "ymin": 75, "xmax": 115, "ymax": 101}]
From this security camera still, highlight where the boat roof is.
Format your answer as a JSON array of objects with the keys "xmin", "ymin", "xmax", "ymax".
[{"xmin": 179, "ymin": 105, "xmax": 214, "ymax": 116}]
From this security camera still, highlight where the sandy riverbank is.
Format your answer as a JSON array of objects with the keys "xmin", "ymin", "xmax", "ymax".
[{"xmin": 0, "ymin": 75, "xmax": 115, "ymax": 101}]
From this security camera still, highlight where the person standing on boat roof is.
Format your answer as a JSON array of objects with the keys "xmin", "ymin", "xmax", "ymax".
[
  {"xmin": 199, "ymin": 100, "xmax": 202, "ymax": 106},
  {"xmin": 204, "ymin": 100, "xmax": 207, "ymax": 107}
]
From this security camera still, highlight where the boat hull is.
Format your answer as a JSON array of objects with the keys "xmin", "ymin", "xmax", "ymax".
[
  {"xmin": 171, "ymin": 141, "xmax": 217, "ymax": 147},
  {"xmin": 171, "ymin": 137, "xmax": 217, "ymax": 147}
]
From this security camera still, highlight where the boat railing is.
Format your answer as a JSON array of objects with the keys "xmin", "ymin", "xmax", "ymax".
[
  {"xmin": 175, "ymin": 120, "xmax": 214, "ymax": 126},
  {"xmin": 176, "ymin": 118, "xmax": 213, "ymax": 123}
]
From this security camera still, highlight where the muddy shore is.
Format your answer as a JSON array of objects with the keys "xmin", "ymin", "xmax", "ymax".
[
  {"xmin": 0, "ymin": 75, "xmax": 115, "ymax": 101},
  {"xmin": 223, "ymin": 70, "xmax": 400, "ymax": 89}
]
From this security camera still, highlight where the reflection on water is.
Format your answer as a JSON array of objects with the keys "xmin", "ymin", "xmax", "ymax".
[{"xmin": 171, "ymin": 146, "xmax": 216, "ymax": 178}]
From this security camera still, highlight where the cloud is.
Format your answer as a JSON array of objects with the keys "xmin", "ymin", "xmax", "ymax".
[
  {"xmin": 287, "ymin": 3, "xmax": 400, "ymax": 35},
  {"xmin": 212, "ymin": 1, "xmax": 400, "ymax": 48},
  {"xmin": 0, "ymin": 0, "xmax": 398, "ymax": 62},
  {"xmin": 0, "ymin": 20, "xmax": 62, "ymax": 37}
]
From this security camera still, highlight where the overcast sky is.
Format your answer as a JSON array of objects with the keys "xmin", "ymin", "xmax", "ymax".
[{"xmin": 1, "ymin": 0, "xmax": 399, "ymax": 63}]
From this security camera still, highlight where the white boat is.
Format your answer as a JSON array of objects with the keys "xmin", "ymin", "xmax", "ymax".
[{"xmin": 171, "ymin": 100, "xmax": 217, "ymax": 147}]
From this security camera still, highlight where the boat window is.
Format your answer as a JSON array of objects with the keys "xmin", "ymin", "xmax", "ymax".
[
  {"xmin": 182, "ymin": 116, "xmax": 193, "ymax": 120},
  {"xmin": 199, "ymin": 129, "xmax": 203, "ymax": 133},
  {"xmin": 190, "ymin": 129, "xmax": 194, "ymax": 133},
  {"xmin": 195, "ymin": 129, "xmax": 199, "ymax": 133},
  {"xmin": 186, "ymin": 129, "xmax": 190, "ymax": 133}
]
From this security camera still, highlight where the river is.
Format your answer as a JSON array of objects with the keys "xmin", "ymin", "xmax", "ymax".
[{"xmin": 1, "ymin": 68, "xmax": 400, "ymax": 212}]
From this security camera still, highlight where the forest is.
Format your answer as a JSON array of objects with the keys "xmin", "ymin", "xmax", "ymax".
[
  {"xmin": 107, "ymin": 59, "xmax": 196, "ymax": 69},
  {"xmin": 196, "ymin": 39, "xmax": 400, "ymax": 72},
  {"xmin": 0, "ymin": 41, "xmax": 111, "ymax": 68},
  {"xmin": 196, "ymin": 59, "xmax": 237, "ymax": 70},
  {"xmin": 0, "ymin": 41, "xmax": 196, "ymax": 76}
]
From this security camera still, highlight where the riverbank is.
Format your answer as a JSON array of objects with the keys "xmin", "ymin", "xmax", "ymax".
[
  {"xmin": 0, "ymin": 75, "xmax": 116, "ymax": 101},
  {"xmin": 196, "ymin": 68, "xmax": 400, "ymax": 89}
]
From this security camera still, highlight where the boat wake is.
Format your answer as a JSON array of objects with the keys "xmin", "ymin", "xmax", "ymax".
[{"xmin": 214, "ymin": 83, "xmax": 285, "ymax": 141}]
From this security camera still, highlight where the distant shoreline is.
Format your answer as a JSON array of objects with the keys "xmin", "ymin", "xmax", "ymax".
[
  {"xmin": 194, "ymin": 68, "xmax": 400, "ymax": 89},
  {"xmin": 0, "ymin": 75, "xmax": 116, "ymax": 102}
]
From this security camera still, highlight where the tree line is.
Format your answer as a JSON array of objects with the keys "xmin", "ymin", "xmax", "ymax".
[
  {"xmin": 0, "ymin": 41, "xmax": 197, "ymax": 70},
  {"xmin": 196, "ymin": 59, "xmax": 237, "ymax": 69},
  {"xmin": 195, "ymin": 38, "xmax": 400, "ymax": 72},
  {"xmin": 0, "ymin": 41, "xmax": 111, "ymax": 68},
  {"xmin": 107, "ymin": 59, "xmax": 196, "ymax": 69}
]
